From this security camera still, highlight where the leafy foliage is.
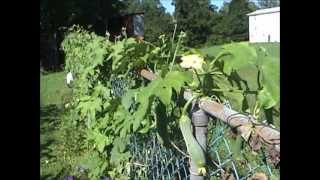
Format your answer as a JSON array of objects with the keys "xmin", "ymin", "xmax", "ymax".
[
  {"xmin": 258, "ymin": 0, "xmax": 280, "ymax": 8},
  {"xmin": 173, "ymin": 0, "xmax": 215, "ymax": 47},
  {"xmin": 205, "ymin": 0, "xmax": 258, "ymax": 46},
  {"xmin": 58, "ymin": 26, "xmax": 279, "ymax": 179}
]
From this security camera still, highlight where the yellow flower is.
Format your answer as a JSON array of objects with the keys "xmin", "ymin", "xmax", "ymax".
[
  {"xmin": 198, "ymin": 167, "xmax": 207, "ymax": 175},
  {"xmin": 158, "ymin": 34, "xmax": 165, "ymax": 39},
  {"xmin": 180, "ymin": 54, "xmax": 205, "ymax": 70}
]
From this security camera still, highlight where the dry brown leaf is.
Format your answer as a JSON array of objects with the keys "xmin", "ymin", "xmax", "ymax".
[
  {"xmin": 266, "ymin": 145, "xmax": 280, "ymax": 166},
  {"xmin": 238, "ymin": 123, "xmax": 253, "ymax": 141},
  {"xmin": 221, "ymin": 171, "xmax": 236, "ymax": 180},
  {"xmin": 249, "ymin": 133, "xmax": 262, "ymax": 151}
]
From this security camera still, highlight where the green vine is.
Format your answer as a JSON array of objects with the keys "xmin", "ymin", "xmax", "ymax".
[{"xmin": 60, "ymin": 25, "xmax": 279, "ymax": 179}]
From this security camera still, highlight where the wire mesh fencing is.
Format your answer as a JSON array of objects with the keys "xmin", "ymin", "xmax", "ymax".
[
  {"xmin": 128, "ymin": 132, "xmax": 190, "ymax": 180},
  {"xmin": 127, "ymin": 120, "xmax": 280, "ymax": 180},
  {"xmin": 206, "ymin": 120, "xmax": 279, "ymax": 180}
]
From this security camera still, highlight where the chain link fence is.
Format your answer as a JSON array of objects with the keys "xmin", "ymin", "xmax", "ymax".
[
  {"xmin": 127, "ymin": 119, "xmax": 279, "ymax": 180},
  {"xmin": 128, "ymin": 132, "xmax": 190, "ymax": 180}
]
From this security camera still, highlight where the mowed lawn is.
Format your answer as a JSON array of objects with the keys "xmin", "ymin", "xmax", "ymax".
[
  {"xmin": 41, "ymin": 71, "xmax": 72, "ymax": 107},
  {"xmin": 200, "ymin": 42, "xmax": 280, "ymax": 58},
  {"xmin": 41, "ymin": 71, "xmax": 74, "ymax": 179}
]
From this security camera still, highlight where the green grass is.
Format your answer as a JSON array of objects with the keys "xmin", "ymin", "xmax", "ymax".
[
  {"xmin": 41, "ymin": 71, "xmax": 76, "ymax": 179},
  {"xmin": 250, "ymin": 42, "xmax": 280, "ymax": 57},
  {"xmin": 41, "ymin": 71, "xmax": 72, "ymax": 107},
  {"xmin": 200, "ymin": 42, "xmax": 280, "ymax": 58},
  {"xmin": 41, "ymin": 105, "xmax": 90, "ymax": 179},
  {"xmin": 40, "ymin": 105, "xmax": 65, "ymax": 179},
  {"xmin": 200, "ymin": 44, "xmax": 224, "ymax": 57}
]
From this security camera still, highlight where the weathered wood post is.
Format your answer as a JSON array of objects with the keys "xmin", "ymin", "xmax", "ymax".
[{"xmin": 189, "ymin": 108, "xmax": 209, "ymax": 180}]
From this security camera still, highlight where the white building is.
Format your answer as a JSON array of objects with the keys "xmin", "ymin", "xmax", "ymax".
[{"xmin": 247, "ymin": 7, "xmax": 280, "ymax": 43}]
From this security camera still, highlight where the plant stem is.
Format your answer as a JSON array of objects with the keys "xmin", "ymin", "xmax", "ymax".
[
  {"xmin": 197, "ymin": 71, "xmax": 223, "ymax": 76},
  {"xmin": 194, "ymin": 69, "xmax": 203, "ymax": 90},
  {"xmin": 170, "ymin": 141, "xmax": 189, "ymax": 157},
  {"xmin": 142, "ymin": 40, "xmax": 157, "ymax": 48},
  {"xmin": 208, "ymin": 52, "xmax": 231, "ymax": 71},
  {"xmin": 169, "ymin": 32, "xmax": 183, "ymax": 71},
  {"xmin": 171, "ymin": 23, "xmax": 177, "ymax": 45},
  {"xmin": 166, "ymin": 22, "xmax": 177, "ymax": 65},
  {"xmin": 210, "ymin": 88, "xmax": 257, "ymax": 94},
  {"xmin": 211, "ymin": 88, "xmax": 243, "ymax": 93},
  {"xmin": 182, "ymin": 95, "xmax": 198, "ymax": 114}
]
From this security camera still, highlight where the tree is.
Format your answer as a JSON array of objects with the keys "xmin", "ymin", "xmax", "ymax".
[
  {"xmin": 205, "ymin": 4, "xmax": 226, "ymax": 45},
  {"xmin": 40, "ymin": 0, "xmax": 126, "ymax": 38},
  {"xmin": 173, "ymin": 0, "xmax": 214, "ymax": 47},
  {"xmin": 257, "ymin": 0, "xmax": 280, "ymax": 8},
  {"xmin": 40, "ymin": 0, "xmax": 125, "ymax": 71},
  {"xmin": 217, "ymin": 0, "xmax": 256, "ymax": 43}
]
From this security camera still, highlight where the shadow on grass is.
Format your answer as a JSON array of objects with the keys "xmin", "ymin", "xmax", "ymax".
[
  {"xmin": 41, "ymin": 104, "xmax": 63, "ymax": 130},
  {"xmin": 40, "ymin": 140, "xmax": 57, "ymax": 160},
  {"xmin": 40, "ymin": 174, "xmax": 54, "ymax": 180},
  {"xmin": 41, "ymin": 104, "xmax": 62, "ymax": 120},
  {"xmin": 41, "ymin": 104, "xmax": 63, "ymax": 163},
  {"xmin": 40, "ymin": 171, "xmax": 67, "ymax": 180}
]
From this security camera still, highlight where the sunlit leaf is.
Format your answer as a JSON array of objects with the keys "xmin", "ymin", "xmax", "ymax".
[{"xmin": 220, "ymin": 42, "xmax": 258, "ymax": 75}]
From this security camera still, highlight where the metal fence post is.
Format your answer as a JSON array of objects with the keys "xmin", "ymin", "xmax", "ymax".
[{"xmin": 190, "ymin": 109, "xmax": 209, "ymax": 180}]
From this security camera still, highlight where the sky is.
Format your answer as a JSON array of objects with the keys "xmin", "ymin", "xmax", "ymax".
[{"xmin": 160, "ymin": 0, "xmax": 229, "ymax": 14}]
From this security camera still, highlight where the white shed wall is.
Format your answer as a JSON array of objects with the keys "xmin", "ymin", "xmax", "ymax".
[{"xmin": 249, "ymin": 11, "xmax": 280, "ymax": 43}]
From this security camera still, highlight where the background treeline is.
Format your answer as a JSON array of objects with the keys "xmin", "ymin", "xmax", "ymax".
[{"xmin": 40, "ymin": 0, "xmax": 279, "ymax": 70}]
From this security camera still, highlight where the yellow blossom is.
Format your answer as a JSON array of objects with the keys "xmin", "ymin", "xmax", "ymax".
[
  {"xmin": 180, "ymin": 54, "xmax": 205, "ymax": 70},
  {"xmin": 198, "ymin": 167, "xmax": 207, "ymax": 175}
]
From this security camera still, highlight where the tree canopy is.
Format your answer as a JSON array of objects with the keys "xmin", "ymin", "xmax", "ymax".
[
  {"xmin": 173, "ymin": 0, "xmax": 215, "ymax": 47},
  {"xmin": 40, "ymin": 0, "xmax": 262, "ymax": 69},
  {"xmin": 257, "ymin": 0, "xmax": 280, "ymax": 8}
]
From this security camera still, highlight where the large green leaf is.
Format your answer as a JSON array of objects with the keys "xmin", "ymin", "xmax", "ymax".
[
  {"xmin": 155, "ymin": 71, "xmax": 193, "ymax": 105},
  {"xmin": 243, "ymin": 93, "xmax": 257, "ymax": 114},
  {"xmin": 259, "ymin": 56, "xmax": 280, "ymax": 108},
  {"xmin": 77, "ymin": 151, "xmax": 103, "ymax": 170},
  {"xmin": 212, "ymin": 75, "xmax": 232, "ymax": 90},
  {"xmin": 257, "ymin": 87, "xmax": 277, "ymax": 109},
  {"xmin": 121, "ymin": 89, "xmax": 138, "ymax": 110},
  {"xmin": 223, "ymin": 91, "xmax": 244, "ymax": 111},
  {"xmin": 165, "ymin": 71, "xmax": 193, "ymax": 93},
  {"xmin": 236, "ymin": 64, "xmax": 260, "ymax": 91},
  {"xmin": 213, "ymin": 75, "xmax": 244, "ymax": 111},
  {"xmin": 155, "ymin": 102, "xmax": 170, "ymax": 146},
  {"xmin": 124, "ymin": 38, "xmax": 137, "ymax": 46},
  {"xmin": 220, "ymin": 42, "xmax": 258, "ymax": 75},
  {"xmin": 110, "ymin": 137, "xmax": 131, "ymax": 165},
  {"xmin": 130, "ymin": 70, "xmax": 193, "ymax": 132},
  {"xmin": 203, "ymin": 74, "xmax": 214, "ymax": 94},
  {"xmin": 154, "ymin": 83, "xmax": 172, "ymax": 106},
  {"xmin": 134, "ymin": 79, "xmax": 160, "ymax": 121},
  {"xmin": 90, "ymin": 130, "xmax": 110, "ymax": 153}
]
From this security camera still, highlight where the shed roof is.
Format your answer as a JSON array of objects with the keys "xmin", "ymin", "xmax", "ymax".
[{"xmin": 247, "ymin": 7, "xmax": 280, "ymax": 16}]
